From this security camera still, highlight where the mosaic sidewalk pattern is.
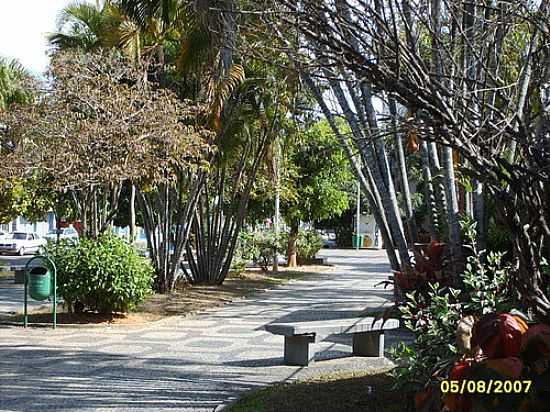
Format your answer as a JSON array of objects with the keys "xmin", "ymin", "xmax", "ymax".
[{"xmin": 0, "ymin": 249, "xmax": 399, "ymax": 411}]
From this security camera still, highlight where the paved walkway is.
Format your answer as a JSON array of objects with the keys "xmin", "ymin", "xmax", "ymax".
[
  {"xmin": 0, "ymin": 277, "xmax": 50, "ymax": 315},
  {"xmin": 0, "ymin": 249, "xmax": 402, "ymax": 411},
  {"xmin": 0, "ymin": 254, "xmax": 53, "ymax": 315}
]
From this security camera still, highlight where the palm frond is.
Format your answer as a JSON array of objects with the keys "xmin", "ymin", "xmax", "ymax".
[
  {"xmin": 47, "ymin": 1, "xmax": 106, "ymax": 51},
  {"xmin": 55, "ymin": 1, "xmax": 98, "ymax": 27},
  {"xmin": 117, "ymin": 19, "xmax": 142, "ymax": 61},
  {"xmin": 208, "ymin": 64, "xmax": 246, "ymax": 132},
  {"xmin": 117, "ymin": 0, "xmax": 180, "ymax": 30},
  {"xmin": 0, "ymin": 57, "xmax": 33, "ymax": 111},
  {"xmin": 176, "ymin": 20, "xmax": 211, "ymax": 75},
  {"xmin": 47, "ymin": 32, "xmax": 97, "ymax": 51}
]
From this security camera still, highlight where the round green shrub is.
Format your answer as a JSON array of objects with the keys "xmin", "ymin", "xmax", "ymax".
[
  {"xmin": 46, "ymin": 233, "xmax": 153, "ymax": 313},
  {"xmin": 233, "ymin": 229, "xmax": 285, "ymax": 272},
  {"xmin": 296, "ymin": 229, "xmax": 323, "ymax": 260}
]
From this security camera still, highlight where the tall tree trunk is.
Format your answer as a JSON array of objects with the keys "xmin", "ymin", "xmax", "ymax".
[
  {"xmin": 184, "ymin": 108, "xmax": 275, "ymax": 285},
  {"xmin": 302, "ymin": 73, "xmax": 400, "ymax": 271},
  {"xmin": 389, "ymin": 97, "xmax": 417, "ymax": 244},
  {"xmin": 221, "ymin": 0, "xmax": 236, "ymax": 75},
  {"xmin": 441, "ymin": 0, "xmax": 463, "ymax": 266},
  {"xmin": 356, "ymin": 82, "xmax": 407, "ymax": 249},
  {"xmin": 428, "ymin": 142, "xmax": 448, "ymax": 219},
  {"xmin": 442, "ymin": 147, "xmax": 462, "ymax": 267},
  {"xmin": 326, "ymin": 75, "xmax": 410, "ymax": 270},
  {"xmin": 420, "ymin": 139, "xmax": 440, "ymax": 241},
  {"xmin": 137, "ymin": 170, "xmax": 205, "ymax": 293},
  {"xmin": 315, "ymin": 2, "xmax": 410, "ymax": 271},
  {"xmin": 273, "ymin": 136, "xmax": 280, "ymax": 273}
]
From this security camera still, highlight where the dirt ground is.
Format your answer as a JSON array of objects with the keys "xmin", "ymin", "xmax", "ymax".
[{"xmin": 4, "ymin": 265, "xmax": 333, "ymax": 326}]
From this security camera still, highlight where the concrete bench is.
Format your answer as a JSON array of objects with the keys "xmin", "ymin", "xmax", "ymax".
[
  {"xmin": 265, "ymin": 317, "xmax": 399, "ymax": 366},
  {"xmin": 0, "ymin": 266, "xmax": 25, "ymax": 284}
]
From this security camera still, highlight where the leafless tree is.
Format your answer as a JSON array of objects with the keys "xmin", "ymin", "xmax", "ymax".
[{"xmin": 0, "ymin": 51, "xmax": 211, "ymax": 292}]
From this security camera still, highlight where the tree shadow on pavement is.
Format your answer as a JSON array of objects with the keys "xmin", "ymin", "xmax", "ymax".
[{"xmin": 0, "ymin": 346, "xmax": 265, "ymax": 411}]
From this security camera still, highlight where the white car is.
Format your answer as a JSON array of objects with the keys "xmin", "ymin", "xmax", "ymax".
[
  {"xmin": 0, "ymin": 232, "xmax": 47, "ymax": 255},
  {"xmin": 320, "ymin": 230, "xmax": 337, "ymax": 248},
  {"xmin": 44, "ymin": 227, "xmax": 79, "ymax": 242}
]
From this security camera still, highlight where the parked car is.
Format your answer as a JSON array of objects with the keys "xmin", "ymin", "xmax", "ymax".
[
  {"xmin": 0, "ymin": 232, "xmax": 47, "ymax": 255},
  {"xmin": 320, "ymin": 230, "xmax": 337, "ymax": 248},
  {"xmin": 0, "ymin": 230, "xmax": 7, "ymax": 239},
  {"xmin": 44, "ymin": 226, "xmax": 79, "ymax": 243}
]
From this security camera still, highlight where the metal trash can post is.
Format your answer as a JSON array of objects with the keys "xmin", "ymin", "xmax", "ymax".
[{"xmin": 23, "ymin": 256, "xmax": 57, "ymax": 329}]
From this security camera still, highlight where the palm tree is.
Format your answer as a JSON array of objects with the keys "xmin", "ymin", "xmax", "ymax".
[
  {"xmin": 0, "ymin": 57, "xmax": 33, "ymax": 111},
  {"xmin": 48, "ymin": 1, "xmax": 114, "ymax": 51},
  {"xmin": 48, "ymin": 1, "xmax": 141, "ymax": 61}
]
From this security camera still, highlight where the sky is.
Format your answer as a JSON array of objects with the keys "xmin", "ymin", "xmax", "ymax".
[{"xmin": 0, "ymin": 1, "xmax": 89, "ymax": 75}]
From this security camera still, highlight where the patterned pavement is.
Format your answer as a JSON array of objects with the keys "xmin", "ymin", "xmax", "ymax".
[
  {"xmin": 0, "ymin": 249, "xmax": 402, "ymax": 411},
  {"xmin": 0, "ymin": 255, "xmax": 47, "ymax": 315}
]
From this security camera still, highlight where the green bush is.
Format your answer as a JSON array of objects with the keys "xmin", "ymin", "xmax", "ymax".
[
  {"xmin": 254, "ymin": 229, "xmax": 285, "ymax": 271},
  {"xmin": 279, "ymin": 228, "xmax": 323, "ymax": 261},
  {"xmin": 390, "ymin": 283, "xmax": 462, "ymax": 390},
  {"xmin": 390, "ymin": 219, "xmax": 513, "ymax": 390},
  {"xmin": 233, "ymin": 228, "xmax": 323, "ymax": 271},
  {"xmin": 233, "ymin": 229, "xmax": 285, "ymax": 272},
  {"xmin": 296, "ymin": 229, "xmax": 323, "ymax": 260},
  {"xmin": 46, "ymin": 233, "xmax": 153, "ymax": 313},
  {"xmin": 232, "ymin": 230, "xmax": 259, "ymax": 273}
]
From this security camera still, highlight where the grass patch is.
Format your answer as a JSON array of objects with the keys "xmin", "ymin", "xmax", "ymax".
[{"xmin": 225, "ymin": 370, "xmax": 414, "ymax": 412}]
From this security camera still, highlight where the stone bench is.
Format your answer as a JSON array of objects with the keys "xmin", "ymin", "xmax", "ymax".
[
  {"xmin": 265, "ymin": 317, "xmax": 399, "ymax": 366},
  {"xmin": 0, "ymin": 266, "xmax": 25, "ymax": 284}
]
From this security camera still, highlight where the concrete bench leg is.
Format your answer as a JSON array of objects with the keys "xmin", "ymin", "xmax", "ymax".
[
  {"xmin": 352, "ymin": 331, "xmax": 384, "ymax": 357},
  {"xmin": 284, "ymin": 335, "xmax": 316, "ymax": 366},
  {"xmin": 14, "ymin": 270, "xmax": 25, "ymax": 284}
]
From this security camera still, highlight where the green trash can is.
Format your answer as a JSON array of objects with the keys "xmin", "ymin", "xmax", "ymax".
[
  {"xmin": 352, "ymin": 234, "xmax": 364, "ymax": 248},
  {"xmin": 28, "ymin": 266, "xmax": 52, "ymax": 301}
]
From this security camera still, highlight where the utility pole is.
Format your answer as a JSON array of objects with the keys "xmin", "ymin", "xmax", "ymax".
[
  {"xmin": 273, "ymin": 137, "xmax": 280, "ymax": 272},
  {"xmin": 356, "ymin": 180, "xmax": 361, "ymax": 250}
]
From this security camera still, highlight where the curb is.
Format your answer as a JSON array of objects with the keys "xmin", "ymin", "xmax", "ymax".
[{"xmin": 0, "ymin": 315, "xmax": 174, "ymax": 329}]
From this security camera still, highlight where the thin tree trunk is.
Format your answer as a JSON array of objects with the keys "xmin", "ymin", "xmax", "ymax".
[
  {"xmin": 420, "ymin": 139, "xmax": 440, "ymax": 241},
  {"xmin": 326, "ymin": 75, "xmax": 410, "ymax": 269},
  {"xmin": 302, "ymin": 73, "xmax": 400, "ymax": 271},
  {"xmin": 92, "ymin": 187, "xmax": 98, "ymax": 239},
  {"xmin": 357, "ymin": 82, "xmax": 407, "ymax": 248},
  {"xmin": 185, "ymin": 106, "xmax": 275, "ymax": 285},
  {"xmin": 473, "ymin": 180, "xmax": 486, "ymax": 251},
  {"xmin": 442, "ymin": 147, "xmax": 462, "ymax": 266},
  {"xmin": 311, "ymin": 4, "xmax": 409, "ymax": 270},
  {"xmin": 390, "ymin": 97, "xmax": 417, "ymax": 244},
  {"xmin": 273, "ymin": 137, "xmax": 280, "ymax": 273},
  {"xmin": 441, "ymin": 0, "xmax": 463, "ymax": 266},
  {"xmin": 428, "ymin": 142, "xmax": 448, "ymax": 218},
  {"xmin": 129, "ymin": 184, "xmax": 136, "ymax": 244}
]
